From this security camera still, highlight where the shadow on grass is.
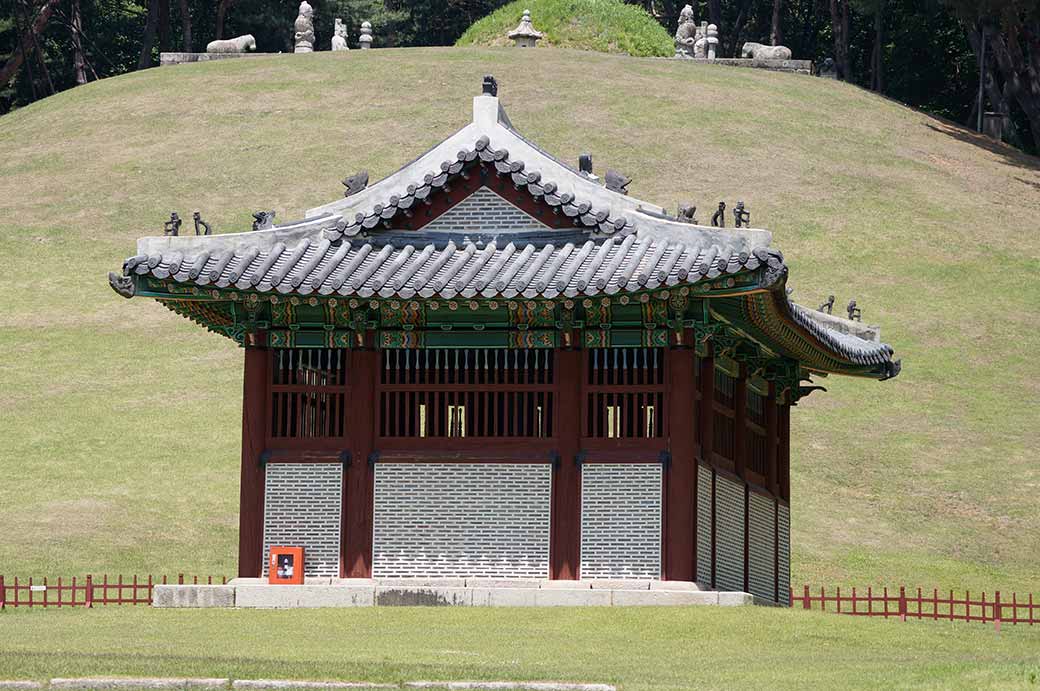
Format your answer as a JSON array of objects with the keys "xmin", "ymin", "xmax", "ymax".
[{"xmin": 923, "ymin": 120, "xmax": 1040, "ymax": 174}]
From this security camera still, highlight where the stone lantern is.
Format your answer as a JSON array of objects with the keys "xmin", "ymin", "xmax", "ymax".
[
  {"xmin": 359, "ymin": 21, "xmax": 373, "ymax": 49},
  {"xmin": 508, "ymin": 9, "xmax": 543, "ymax": 48}
]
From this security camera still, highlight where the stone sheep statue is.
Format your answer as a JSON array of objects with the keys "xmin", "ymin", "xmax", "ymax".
[
  {"xmin": 742, "ymin": 42, "xmax": 792, "ymax": 61},
  {"xmin": 206, "ymin": 34, "xmax": 257, "ymax": 53}
]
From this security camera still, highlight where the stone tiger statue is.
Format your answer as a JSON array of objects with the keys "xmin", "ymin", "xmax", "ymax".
[
  {"xmin": 206, "ymin": 34, "xmax": 257, "ymax": 54},
  {"xmin": 741, "ymin": 42, "xmax": 792, "ymax": 61}
]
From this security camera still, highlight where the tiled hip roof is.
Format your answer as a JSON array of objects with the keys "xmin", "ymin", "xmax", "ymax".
[{"xmin": 125, "ymin": 235, "xmax": 783, "ymax": 300}]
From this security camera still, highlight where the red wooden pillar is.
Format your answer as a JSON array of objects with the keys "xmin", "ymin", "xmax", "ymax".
[
  {"xmin": 343, "ymin": 349, "xmax": 377, "ymax": 578},
  {"xmin": 698, "ymin": 346, "xmax": 715, "ymax": 586},
  {"xmin": 665, "ymin": 347, "xmax": 696, "ymax": 581},
  {"xmin": 238, "ymin": 346, "xmax": 268, "ymax": 578},
  {"xmin": 551, "ymin": 348, "xmax": 582, "ymax": 580}
]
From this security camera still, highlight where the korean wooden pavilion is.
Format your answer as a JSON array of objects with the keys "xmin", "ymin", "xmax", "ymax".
[{"xmin": 110, "ymin": 77, "xmax": 898, "ymax": 604}]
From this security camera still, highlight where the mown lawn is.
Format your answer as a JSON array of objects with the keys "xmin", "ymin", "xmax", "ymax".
[
  {"xmin": 0, "ymin": 47, "xmax": 1038, "ymax": 592},
  {"xmin": 1, "ymin": 606, "xmax": 1039, "ymax": 690}
]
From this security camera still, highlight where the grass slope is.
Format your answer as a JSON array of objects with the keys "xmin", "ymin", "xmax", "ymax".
[
  {"xmin": 456, "ymin": 0, "xmax": 673, "ymax": 57},
  {"xmin": 2, "ymin": 607, "xmax": 1039, "ymax": 689},
  {"xmin": 0, "ymin": 48, "xmax": 1038, "ymax": 592}
]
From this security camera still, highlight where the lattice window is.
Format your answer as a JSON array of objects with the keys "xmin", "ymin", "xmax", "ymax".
[
  {"xmin": 713, "ymin": 367, "xmax": 736, "ymax": 462},
  {"xmin": 747, "ymin": 389, "xmax": 768, "ymax": 478},
  {"xmin": 379, "ymin": 349, "xmax": 555, "ymax": 438},
  {"xmin": 270, "ymin": 349, "xmax": 349, "ymax": 439},
  {"xmin": 584, "ymin": 348, "xmax": 666, "ymax": 439}
]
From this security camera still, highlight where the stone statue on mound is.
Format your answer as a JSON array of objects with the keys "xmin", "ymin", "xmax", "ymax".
[
  {"xmin": 695, "ymin": 21, "xmax": 719, "ymax": 59},
  {"xmin": 674, "ymin": 5, "xmax": 697, "ymax": 58},
  {"xmin": 331, "ymin": 18, "xmax": 349, "ymax": 51},
  {"xmin": 294, "ymin": 0, "xmax": 315, "ymax": 53},
  {"xmin": 742, "ymin": 42, "xmax": 792, "ymax": 61},
  {"xmin": 206, "ymin": 34, "xmax": 256, "ymax": 53}
]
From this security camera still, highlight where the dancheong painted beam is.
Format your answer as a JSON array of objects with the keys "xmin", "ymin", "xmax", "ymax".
[{"xmin": 110, "ymin": 76, "xmax": 899, "ymax": 606}]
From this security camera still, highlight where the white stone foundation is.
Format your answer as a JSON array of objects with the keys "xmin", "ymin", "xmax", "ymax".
[{"xmin": 154, "ymin": 579, "xmax": 764, "ymax": 608}]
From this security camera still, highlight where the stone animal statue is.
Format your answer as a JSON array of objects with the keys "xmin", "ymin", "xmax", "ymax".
[
  {"xmin": 252, "ymin": 210, "xmax": 276, "ymax": 231},
  {"xmin": 342, "ymin": 170, "xmax": 369, "ymax": 197},
  {"xmin": 294, "ymin": 1, "xmax": 315, "ymax": 53},
  {"xmin": 604, "ymin": 170, "xmax": 631, "ymax": 195},
  {"xmin": 206, "ymin": 34, "xmax": 256, "ymax": 53},
  {"xmin": 742, "ymin": 42, "xmax": 792, "ymax": 61},
  {"xmin": 331, "ymin": 18, "xmax": 349, "ymax": 51}
]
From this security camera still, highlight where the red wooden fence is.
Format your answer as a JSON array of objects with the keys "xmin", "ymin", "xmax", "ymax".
[
  {"xmin": 793, "ymin": 585, "xmax": 1039, "ymax": 630},
  {"xmin": 0, "ymin": 574, "xmax": 227, "ymax": 608}
]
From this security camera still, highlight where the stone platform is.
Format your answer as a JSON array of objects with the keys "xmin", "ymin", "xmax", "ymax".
[
  {"xmin": 676, "ymin": 57, "xmax": 813, "ymax": 74},
  {"xmin": 153, "ymin": 578, "xmax": 764, "ymax": 608},
  {"xmin": 159, "ymin": 52, "xmax": 276, "ymax": 66}
]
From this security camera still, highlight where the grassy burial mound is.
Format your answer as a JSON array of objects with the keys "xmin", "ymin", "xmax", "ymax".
[
  {"xmin": 0, "ymin": 48, "xmax": 1038, "ymax": 590},
  {"xmin": 456, "ymin": 0, "xmax": 673, "ymax": 56}
]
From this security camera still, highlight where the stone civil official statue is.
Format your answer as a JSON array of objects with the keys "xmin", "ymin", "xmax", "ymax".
[{"xmin": 294, "ymin": 0, "xmax": 315, "ymax": 53}]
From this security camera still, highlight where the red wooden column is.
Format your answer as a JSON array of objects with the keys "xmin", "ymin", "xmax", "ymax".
[
  {"xmin": 665, "ymin": 347, "xmax": 696, "ymax": 581},
  {"xmin": 238, "ymin": 346, "xmax": 268, "ymax": 578},
  {"xmin": 551, "ymin": 348, "xmax": 582, "ymax": 580},
  {"xmin": 697, "ymin": 346, "xmax": 715, "ymax": 586},
  {"xmin": 343, "ymin": 349, "xmax": 377, "ymax": 578}
]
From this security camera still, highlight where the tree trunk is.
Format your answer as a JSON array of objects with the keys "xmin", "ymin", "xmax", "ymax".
[
  {"xmin": 708, "ymin": 0, "xmax": 721, "ymax": 28},
  {"xmin": 71, "ymin": 0, "xmax": 88, "ymax": 85},
  {"xmin": 870, "ymin": 0, "xmax": 883, "ymax": 92},
  {"xmin": 771, "ymin": 0, "xmax": 782, "ymax": 46},
  {"xmin": 158, "ymin": 0, "xmax": 171, "ymax": 52},
  {"xmin": 0, "ymin": 0, "xmax": 61, "ymax": 90},
  {"xmin": 829, "ymin": 0, "xmax": 850, "ymax": 80},
  {"xmin": 177, "ymin": 0, "xmax": 192, "ymax": 52},
  {"xmin": 137, "ymin": 0, "xmax": 160, "ymax": 68},
  {"xmin": 730, "ymin": 0, "xmax": 754, "ymax": 58},
  {"xmin": 215, "ymin": 0, "xmax": 234, "ymax": 40},
  {"xmin": 988, "ymin": 24, "xmax": 1040, "ymax": 152}
]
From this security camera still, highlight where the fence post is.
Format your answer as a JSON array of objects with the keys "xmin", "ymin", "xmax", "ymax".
[
  {"xmin": 994, "ymin": 591, "xmax": 1001, "ymax": 632},
  {"xmin": 0, "ymin": 574, "xmax": 5, "ymax": 610},
  {"xmin": 86, "ymin": 575, "xmax": 93, "ymax": 608},
  {"xmin": 803, "ymin": 585, "xmax": 810, "ymax": 610},
  {"xmin": 899, "ymin": 586, "xmax": 907, "ymax": 622}
]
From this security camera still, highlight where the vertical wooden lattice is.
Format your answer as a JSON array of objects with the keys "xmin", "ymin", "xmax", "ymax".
[
  {"xmin": 378, "ymin": 349, "xmax": 555, "ymax": 438},
  {"xmin": 583, "ymin": 348, "xmax": 666, "ymax": 439},
  {"xmin": 269, "ymin": 349, "xmax": 349, "ymax": 439}
]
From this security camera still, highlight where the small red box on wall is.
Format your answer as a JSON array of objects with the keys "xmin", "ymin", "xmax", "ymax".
[{"xmin": 268, "ymin": 546, "xmax": 304, "ymax": 585}]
